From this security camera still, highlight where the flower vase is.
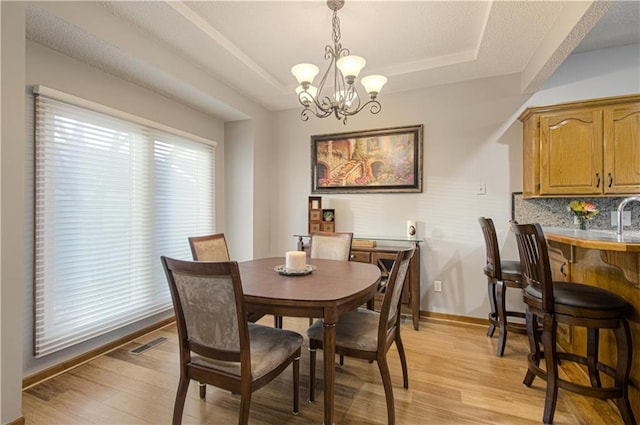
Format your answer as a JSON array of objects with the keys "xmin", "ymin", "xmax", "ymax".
[{"xmin": 578, "ymin": 217, "xmax": 587, "ymax": 231}]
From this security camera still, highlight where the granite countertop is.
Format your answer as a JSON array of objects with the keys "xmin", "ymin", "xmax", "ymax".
[{"xmin": 543, "ymin": 226, "xmax": 640, "ymax": 252}]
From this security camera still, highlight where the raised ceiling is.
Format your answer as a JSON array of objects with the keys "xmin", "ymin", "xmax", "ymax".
[{"xmin": 25, "ymin": 1, "xmax": 640, "ymax": 121}]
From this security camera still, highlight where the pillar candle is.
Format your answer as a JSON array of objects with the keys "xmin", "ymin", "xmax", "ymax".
[{"xmin": 285, "ymin": 251, "xmax": 306, "ymax": 272}]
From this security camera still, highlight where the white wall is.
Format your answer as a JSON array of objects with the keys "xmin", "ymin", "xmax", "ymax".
[
  {"xmin": 1, "ymin": 3, "xmax": 26, "ymax": 423},
  {"xmin": 270, "ymin": 44, "xmax": 640, "ymax": 319}
]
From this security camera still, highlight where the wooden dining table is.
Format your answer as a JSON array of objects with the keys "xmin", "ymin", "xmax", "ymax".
[{"xmin": 239, "ymin": 256, "xmax": 381, "ymax": 425}]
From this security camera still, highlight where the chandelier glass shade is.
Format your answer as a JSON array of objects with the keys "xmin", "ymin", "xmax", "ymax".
[{"xmin": 291, "ymin": 0, "xmax": 387, "ymax": 124}]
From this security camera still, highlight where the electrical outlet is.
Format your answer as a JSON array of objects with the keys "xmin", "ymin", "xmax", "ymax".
[
  {"xmin": 434, "ymin": 280, "xmax": 442, "ymax": 292},
  {"xmin": 610, "ymin": 211, "xmax": 631, "ymax": 226}
]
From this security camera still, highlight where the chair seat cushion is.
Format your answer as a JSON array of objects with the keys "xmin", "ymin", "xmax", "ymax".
[
  {"xmin": 192, "ymin": 323, "xmax": 302, "ymax": 380},
  {"xmin": 307, "ymin": 308, "xmax": 380, "ymax": 352},
  {"xmin": 525, "ymin": 282, "xmax": 629, "ymax": 316}
]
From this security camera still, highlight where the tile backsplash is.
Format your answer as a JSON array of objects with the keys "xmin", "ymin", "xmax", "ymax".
[{"xmin": 513, "ymin": 194, "xmax": 640, "ymax": 231}]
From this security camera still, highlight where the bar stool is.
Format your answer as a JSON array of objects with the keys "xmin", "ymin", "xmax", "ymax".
[
  {"xmin": 512, "ymin": 222, "xmax": 636, "ymax": 425},
  {"xmin": 478, "ymin": 217, "xmax": 527, "ymax": 357}
]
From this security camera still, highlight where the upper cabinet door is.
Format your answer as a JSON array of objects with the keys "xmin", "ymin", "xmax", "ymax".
[
  {"xmin": 604, "ymin": 102, "xmax": 640, "ymax": 194},
  {"xmin": 539, "ymin": 109, "xmax": 603, "ymax": 195}
]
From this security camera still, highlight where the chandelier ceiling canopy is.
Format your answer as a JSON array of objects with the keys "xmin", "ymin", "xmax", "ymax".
[{"xmin": 291, "ymin": 0, "xmax": 387, "ymax": 124}]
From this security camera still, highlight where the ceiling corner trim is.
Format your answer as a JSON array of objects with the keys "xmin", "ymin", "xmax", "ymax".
[
  {"xmin": 520, "ymin": 1, "xmax": 611, "ymax": 93},
  {"xmin": 165, "ymin": 1, "xmax": 287, "ymax": 93}
]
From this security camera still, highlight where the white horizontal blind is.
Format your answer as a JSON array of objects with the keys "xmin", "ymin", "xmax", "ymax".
[{"xmin": 34, "ymin": 90, "xmax": 215, "ymax": 357}]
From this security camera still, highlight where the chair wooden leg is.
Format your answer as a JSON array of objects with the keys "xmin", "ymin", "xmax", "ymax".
[
  {"xmin": 395, "ymin": 331, "xmax": 409, "ymax": 389},
  {"xmin": 487, "ymin": 279, "xmax": 497, "ymax": 337},
  {"xmin": 523, "ymin": 310, "xmax": 539, "ymax": 387},
  {"xmin": 587, "ymin": 327, "xmax": 602, "ymax": 387},
  {"xmin": 377, "ymin": 354, "xmax": 396, "ymax": 425},
  {"xmin": 275, "ymin": 315, "xmax": 283, "ymax": 328},
  {"xmin": 199, "ymin": 382, "xmax": 206, "ymax": 399},
  {"xmin": 308, "ymin": 345, "xmax": 317, "ymax": 402},
  {"xmin": 173, "ymin": 376, "xmax": 190, "ymax": 425},
  {"xmin": 614, "ymin": 321, "xmax": 637, "ymax": 425},
  {"xmin": 239, "ymin": 391, "xmax": 251, "ymax": 425},
  {"xmin": 496, "ymin": 280, "xmax": 507, "ymax": 357},
  {"xmin": 293, "ymin": 352, "xmax": 300, "ymax": 414},
  {"xmin": 339, "ymin": 354, "xmax": 344, "ymax": 366},
  {"xmin": 541, "ymin": 314, "xmax": 559, "ymax": 425}
]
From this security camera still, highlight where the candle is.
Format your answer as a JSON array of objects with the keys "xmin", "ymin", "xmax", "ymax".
[{"xmin": 285, "ymin": 251, "xmax": 306, "ymax": 272}]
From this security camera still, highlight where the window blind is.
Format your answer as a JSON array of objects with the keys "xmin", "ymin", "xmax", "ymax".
[{"xmin": 34, "ymin": 87, "xmax": 215, "ymax": 357}]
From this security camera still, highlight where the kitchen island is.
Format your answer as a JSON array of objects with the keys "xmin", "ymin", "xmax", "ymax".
[{"xmin": 543, "ymin": 227, "xmax": 639, "ymax": 421}]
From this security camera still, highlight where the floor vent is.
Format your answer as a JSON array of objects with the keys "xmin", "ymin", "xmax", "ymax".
[{"xmin": 130, "ymin": 337, "xmax": 167, "ymax": 355}]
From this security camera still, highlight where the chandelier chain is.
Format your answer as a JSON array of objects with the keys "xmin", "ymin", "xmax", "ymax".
[{"xmin": 332, "ymin": 9, "xmax": 341, "ymax": 44}]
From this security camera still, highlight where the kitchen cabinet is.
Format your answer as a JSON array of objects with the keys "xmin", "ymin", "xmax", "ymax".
[{"xmin": 519, "ymin": 94, "xmax": 640, "ymax": 198}]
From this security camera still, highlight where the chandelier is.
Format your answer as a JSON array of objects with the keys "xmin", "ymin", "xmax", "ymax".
[{"xmin": 291, "ymin": 0, "xmax": 387, "ymax": 124}]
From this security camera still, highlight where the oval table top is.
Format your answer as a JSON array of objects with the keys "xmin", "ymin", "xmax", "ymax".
[{"xmin": 239, "ymin": 256, "xmax": 381, "ymax": 303}]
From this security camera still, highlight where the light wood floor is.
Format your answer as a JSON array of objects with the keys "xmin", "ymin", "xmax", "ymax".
[{"xmin": 23, "ymin": 316, "xmax": 625, "ymax": 425}]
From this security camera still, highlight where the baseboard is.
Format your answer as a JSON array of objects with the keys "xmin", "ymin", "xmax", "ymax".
[
  {"xmin": 22, "ymin": 316, "xmax": 176, "ymax": 389},
  {"xmin": 6, "ymin": 416, "xmax": 25, "ymax": 425},
  {"xmin": 419, "ymin": 310, "xmax": 489, "ymax": 327}
]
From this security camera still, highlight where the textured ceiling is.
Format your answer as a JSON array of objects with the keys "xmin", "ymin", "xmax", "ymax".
[{"xmin": 25, "ymin": 1, "xmax": 640, "ymax": 121}]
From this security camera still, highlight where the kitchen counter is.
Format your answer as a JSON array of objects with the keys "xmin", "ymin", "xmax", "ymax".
[
  {"xmin": 543, "ymin": 226, "xmax": 640, "ymax": 252},
  {"xmin": 542, "ymin": 228, "xmax": 640, "ymax": 420}
]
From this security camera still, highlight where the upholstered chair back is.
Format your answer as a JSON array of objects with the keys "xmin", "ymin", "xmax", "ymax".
[
  {"xmin": 162, "ymin": 258, "xmax": 247, "ymax": 360},
  {"xmin": 310, "ymin": 232, "xmax": 353, "ymax": 261},
  {"xmin": 172, "ymin": 270, "xmax": 241, "ymax": 352},
  {"xmin": 380, "ymin": 247, "xmax": 414, "ymax": 333},
  {"xmin": 188, "ymin": 233, "xmax": 230, "ymax": 262}
]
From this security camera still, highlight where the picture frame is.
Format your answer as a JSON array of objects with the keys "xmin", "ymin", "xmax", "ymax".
[{"xmin": 311, "ymin": 124, "xmax": 423, "ymax": 194}]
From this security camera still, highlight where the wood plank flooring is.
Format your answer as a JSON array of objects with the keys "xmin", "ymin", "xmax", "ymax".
[{"xmin": 23, "ymin": 316, "xmax": 626, "ymax": 425}]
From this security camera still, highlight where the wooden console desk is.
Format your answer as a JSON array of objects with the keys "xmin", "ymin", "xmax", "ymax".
[{"xmin": 296, "ymin": 235, "xmax": 422, "ymax": 330}]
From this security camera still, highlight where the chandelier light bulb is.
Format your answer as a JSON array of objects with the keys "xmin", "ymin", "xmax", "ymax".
[
  {"xmin": 291, "ymin": 63, "xmax": 320, "ymax": 85},
  {"xmin": 361, "ymin": 75, "xmax": 388, "ymax": 98},
  {"xmin": 336, "ymin": 55, "xmax": 366, "ymax": 81}
]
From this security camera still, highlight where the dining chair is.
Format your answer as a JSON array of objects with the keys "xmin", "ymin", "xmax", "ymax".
[
  {"xmin": 294, "ymin": 231, "xmax": 354, "ymax": 329},
  {"xmin": 189, "ymin": 233, "xmax": 267, "ymax": 325},
  {"xmin": 161, "ymin": 257, "xmax": 303, "ymax": 425},
  {"xmin": 478, "ymin": 217, "xmax": 527, "ymax": 356},
  {"xmin": 307, "ymin": 247, "xmax": 415, "ymax": 425},
  {"xmin": 188, "ymin": 233, "xmax": 230, "ymax": 262},
  {"xmin": 310, "ymin": 231, "xmax": 353, "ymax": 261},
  {"xmin": 511, "ymin": 222, "xmax": 636, "ymax": 425}
]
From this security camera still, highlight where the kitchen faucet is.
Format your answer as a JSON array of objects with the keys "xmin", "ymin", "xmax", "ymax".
[{"xmin": 616, "ymin": 196, "xmax": 640, "ymax": 235}]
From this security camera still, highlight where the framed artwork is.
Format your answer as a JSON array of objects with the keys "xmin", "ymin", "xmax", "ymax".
[{"xmin": 311, "ymin": 124, "xmax": 423, "ymax": 194}]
